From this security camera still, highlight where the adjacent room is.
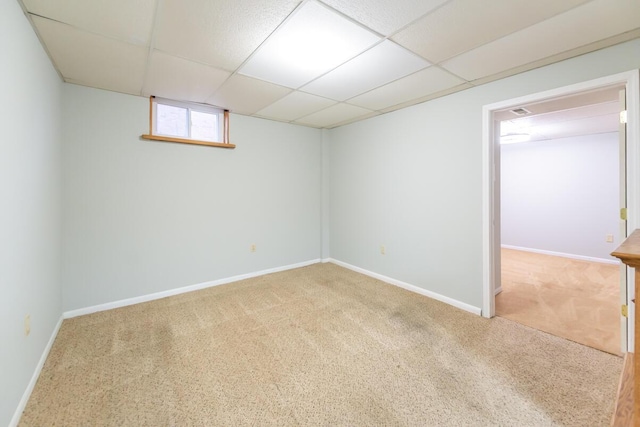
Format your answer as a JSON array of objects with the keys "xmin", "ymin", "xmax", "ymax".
[
  {"xmin": 2, "ymin": 0, "xmax": 640, "ymax": 425},
  {"xmin": 495, "ymin": 88, "xmax": 624, "ymax": 355}
]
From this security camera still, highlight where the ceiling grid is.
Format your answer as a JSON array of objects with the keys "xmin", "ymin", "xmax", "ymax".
[{"xmin": 18, "ymin": 0, "xmax": 640, "ymax": 128}]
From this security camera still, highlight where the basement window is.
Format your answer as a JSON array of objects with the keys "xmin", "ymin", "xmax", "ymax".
[{"xmin": 141, "ymin": 97, "xmax": 234, "ymax": 149}]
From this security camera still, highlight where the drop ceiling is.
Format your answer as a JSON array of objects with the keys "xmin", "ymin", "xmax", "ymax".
[
  {"xmin": 498, "ymin": 86, "xmax": 622, "ymax": 143},
  {"xmin": 18, "ymin": 0, "xmax": 640, "ymax": 129}
]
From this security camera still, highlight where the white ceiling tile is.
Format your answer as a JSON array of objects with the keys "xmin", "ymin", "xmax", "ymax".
[
  {"xmin": 142, "ymin": 51, "xmax": 231, "ymax": 103},
  {"xmin": 392, "ymin": 0, "xmax": 590, "ymax": 63},
  {"xmin": 32, "ymin": 16, "xmax": 147, "ymax": 95},
  {"xmin": 531, "ymin": 113, "xmax": 619, "ymax": 140},
  {"xmin": 21, "ymin": 0, "xmax": 639, "ymax": 129},
  {"xmin": 302, "ymin": 40, "xmax": 430, "ymax": 101},
  {"xmin": 378, "ymin": 82, "xmax": 473, "ymax": 113},
  {"xmin": 239, "ymin": 1, "xmax": 380, "ymax": 88},
  {"xmin": 256, "ymin": 92, "xmax": 337, "ymax": 122},
  {"xmin": 515, "ymin": 102, "xmax": 620, "ymax": 128},
  {"xmin": 441, "ymin": 0, "xmax": 640, "ymax": 81},
  {"xmin": 348, "ymin": 66, "xmax": 464, "ymax": 110},
  {"xmin": 294, "ymin": 103, "xmax": 373, "ymax": 128},
  {"xmin": 331, "ymin": 111, "xmax": 381, "ymax": 128},
  {"xmin": 501, "ymin": 101, "xmax": 620, "ymax": 142},
  {"xmin": 23, "ymin": 0, "xmax": 156, "ymax": 45},
  {"xmin": 154, "ymin": 0, "xmax": 300, "ymax": 71},
  {"xmin": 319, "ymin": 0, "xmax": 448, "ymax": 36},
  {"xmin": 494, "ymin": 87, "xmax": 620, "ymax": 121},
  {"xmin": 206, "ymin": 75, "xmax": 292, "ymax": 115}
]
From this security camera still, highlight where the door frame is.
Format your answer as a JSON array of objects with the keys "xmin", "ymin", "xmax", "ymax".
[{"xmin": 482, "ymin": 70, "xmax": 640, "ymax": 352}]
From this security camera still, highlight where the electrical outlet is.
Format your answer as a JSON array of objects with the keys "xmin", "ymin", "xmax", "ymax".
[
  {"xmin": 24, "ymin": 315, "xmax": 30, "ymax": 336},
  {"xmin": 250, "ymin": 244, "xmax": 256, "ymax": 252},
  {"xmin": 606, "ymin": 234, "xmax": 614, "ymax": 243},
  {"xmin": 380, "ymin": 245, "xmax": 385, "ymax": 255}
]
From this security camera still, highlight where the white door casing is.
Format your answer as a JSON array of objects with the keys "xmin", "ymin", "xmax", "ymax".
[
  {"xmin": 619, "ymin": 88, "xmax": 629, "ymax": 352},
  {"xmin": 482, "ymin": 70, "xmax": 640, "ymax": 352}
]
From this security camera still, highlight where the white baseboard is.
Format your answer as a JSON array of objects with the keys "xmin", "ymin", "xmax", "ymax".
[
  {"xmin": 501, "ymin": 245, "xmax": 620, "ymax": 265},
  {"xmin": 13, "ymin": 258, "xmax": 478, "ymax": 426},
  {"xmin": 327, "ymin": 258, "xmax": 482, "ymax": 316},
  {"xmin": 10, "ymin": 315, "xmax": 63, "ymax": 427},
  {"xmin": 64, "ymin": 259, "xmax": 321, "ymax": 319},
  {"xmin": 494, "ymin": 286, "xmax": 503, "ymax": 296}
]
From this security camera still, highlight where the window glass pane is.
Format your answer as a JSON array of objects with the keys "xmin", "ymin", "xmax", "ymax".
[
  {"xmin": 157, "ymin": 104, "xmax": 188, "ymax": 137},
  {"xmin": 191, "ymin": 110, "xmax": 218, "ymax": 141}
]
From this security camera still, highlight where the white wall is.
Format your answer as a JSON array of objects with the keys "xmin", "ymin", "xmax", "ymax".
[
  {"xmin": 501, "ymin": 133, "xmax": 619, "ymax": 261},
  {"xmin": 62, "ymin": 84, "xmax": 323, "ymax": 311},
  {"xmin": 327, "ymin": 38, "xmax": 640, "ymax": 310},
  {"xmin": 0, "ymin": 1, "xmax": 63, "ymax": 425}
]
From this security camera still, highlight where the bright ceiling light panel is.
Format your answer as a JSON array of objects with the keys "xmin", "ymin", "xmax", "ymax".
[
  {"xmin": 500, "ymin": 120, "xmax": 531, "ymax": 144},
  {"xmin": 500, "ymin": 133, "xmax": 531, "ymax": 144},
  {"xmin": 238, "ymin": 1, "xmax": 381, "ymax": 89},
  {"xmin": 301, "ymin": 40, "xmax": 430, "ymax": 101}
]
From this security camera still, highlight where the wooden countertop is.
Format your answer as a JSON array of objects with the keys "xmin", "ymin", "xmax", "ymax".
[{"xmin": 612, "ymin": 229, "xmax": 640, "ymax": 268}]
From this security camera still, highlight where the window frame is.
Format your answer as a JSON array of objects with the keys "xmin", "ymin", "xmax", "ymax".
[{"xmin": 141, "ymin": 96, "xmax": 234, "ymax": 149}]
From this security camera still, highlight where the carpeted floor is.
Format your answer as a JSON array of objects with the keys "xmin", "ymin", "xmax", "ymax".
[
  {"xmin": 497, "ymin": 248, "xmax": 620, "ymax": 355},
  {"xmin": 20, "ymin": 263, "xmax": 621, "ymax": 426}
]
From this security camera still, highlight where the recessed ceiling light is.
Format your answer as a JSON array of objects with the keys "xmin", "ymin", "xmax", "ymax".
[
  {"xmin": 238, "ymin": 1, "xmax": 381, "ymax": 89},
  {"xmin": 500, "ymin": 120, "xmax": 531, "ymax": 144},
  {"xmin": 500, "ymin": 133, "xmax": 531, "ymax": 144}
]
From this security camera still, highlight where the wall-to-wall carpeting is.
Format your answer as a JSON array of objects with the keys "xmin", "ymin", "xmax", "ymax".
[{"xmin": 20, "ymin": 263, "xmax": 620, "ymax": 426}]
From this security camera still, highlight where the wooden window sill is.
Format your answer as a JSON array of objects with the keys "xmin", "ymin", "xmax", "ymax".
[{"xmin": 141, "ymin": 134, "xmax": 235, "ymax": 149}]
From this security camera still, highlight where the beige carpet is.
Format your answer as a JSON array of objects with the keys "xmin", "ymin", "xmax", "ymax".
[
  {"xmin": 497, "ymin": 248, "xmax": 620, "ymax": 355},
  {"xmin": 20, "ymin": 263, "xmax": 621, "ymax": 426}
]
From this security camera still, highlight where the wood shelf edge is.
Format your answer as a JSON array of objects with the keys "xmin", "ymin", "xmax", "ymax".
[
  {"xmin": 141, "ymin": 134, "xmax": 235, "ymax": 149},
  {"xmin": 611, "ymin": 230, "xmax": 640, "ymax": 268},
  {"xmin": 612, "ymin": 352, "xmax": 634, "ymax": 426}
]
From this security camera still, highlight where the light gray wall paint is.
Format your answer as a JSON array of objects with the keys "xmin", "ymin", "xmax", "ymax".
[
  {"xmin": 321, "ymin": 129, "xmax": 331, "ymax": 260},
  {"xmin": 62, "ymin": 84, "xmax": 322, "ymax": 311},
  {"xmin": 0, "ymin": 1, "xmax": 63, "ymax": 425},
  {"xmin": 326, "ymin": 38, "xmax": 640, "ymax": 310},
  {"xmin": 501, "ymin": 133, "xmax": 620, "ymax": 260}
]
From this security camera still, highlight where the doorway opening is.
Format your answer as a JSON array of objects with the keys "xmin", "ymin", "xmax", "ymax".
[
  {"xmin": 482, "ymin": 70, "xmax": 640, "ymax": 354},
  {"xmin": 495, "ymin": 90, "xmax": 622, "ymax": 354}
]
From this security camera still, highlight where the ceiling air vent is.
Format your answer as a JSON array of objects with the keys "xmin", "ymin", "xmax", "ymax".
[{"xmin": 510, "ymin": 107, "xmax": 531, "ymax": 116}]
